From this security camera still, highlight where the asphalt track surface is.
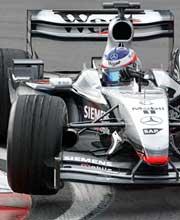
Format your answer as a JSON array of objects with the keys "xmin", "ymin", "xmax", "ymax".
[{"xmin": 1, "ymin": 0, "xmax": 180, "ymax": 220}]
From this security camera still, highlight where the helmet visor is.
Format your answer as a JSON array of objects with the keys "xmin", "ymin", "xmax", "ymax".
[
  {"xmin": 107, "ymin": 70, "xmax": 120, "ymax": 82},
  {"xmin": 104, "ymin": 69, "xmax": 121, "ymax": 86}
]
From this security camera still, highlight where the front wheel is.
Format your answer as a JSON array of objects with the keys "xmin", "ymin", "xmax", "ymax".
[{"xmin": 7, "ymin": 94, "xmax": 67, "ymax": 195}]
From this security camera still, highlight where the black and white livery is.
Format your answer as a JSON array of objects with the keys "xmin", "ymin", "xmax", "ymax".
[{"xmin": 5, "ymin": 1, "xmax": 180, "ymax": 195}]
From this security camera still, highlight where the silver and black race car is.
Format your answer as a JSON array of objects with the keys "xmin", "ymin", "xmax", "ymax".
[{"xmin": 4, "ymin": 1, "xmax": 180, "ymax": 195}]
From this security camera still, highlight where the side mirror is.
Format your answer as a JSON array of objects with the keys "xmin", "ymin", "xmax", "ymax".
[{"xmin": 172, "ymin": 48, "xmax": 180, "ymax": 81}]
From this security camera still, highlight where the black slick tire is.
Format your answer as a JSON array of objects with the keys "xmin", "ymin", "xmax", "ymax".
[{"xmin": 7, "ymin": 94, "xmax": 67, "ymax": 195}]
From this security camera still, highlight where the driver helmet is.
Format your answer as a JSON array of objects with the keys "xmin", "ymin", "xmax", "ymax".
[{"xmin": 101, "ymin": 47, "xmax": 141, "ymax": 86}]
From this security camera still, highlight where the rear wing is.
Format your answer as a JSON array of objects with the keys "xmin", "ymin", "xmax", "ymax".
[{"xmin": 26, "ymin": 9, "xmax": 174, "ymax": 64}]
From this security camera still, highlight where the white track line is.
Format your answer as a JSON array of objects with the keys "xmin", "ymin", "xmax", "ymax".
[
  {"xmin": 57, "ymin": 183, "xmax": 112, "ymax": 220},
  {"xmin": 0, "ymin": 171, "xmax": 12, "ymax": 193},
  {"xmin": 0, "ymin": 148, "xmax": 12, "ymax": 192},
  {"xmin": 0, "ymin": 147, "xmax": 7, "ymax": 160}
]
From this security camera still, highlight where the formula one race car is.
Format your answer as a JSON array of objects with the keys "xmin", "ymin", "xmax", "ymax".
[{"xmin": 5, "ymin": 1, "xmax": 180, "ymax": 195}]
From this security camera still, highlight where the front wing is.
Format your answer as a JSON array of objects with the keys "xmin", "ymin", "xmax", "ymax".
[{"xmin": 53, "ymin": 151, "xmax": 180, "ymax": 186}]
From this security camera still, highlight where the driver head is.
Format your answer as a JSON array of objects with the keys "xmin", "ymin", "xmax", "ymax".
[{"xmin": 101, "ymin": 47, "xmax": 142, "ymax": 86}]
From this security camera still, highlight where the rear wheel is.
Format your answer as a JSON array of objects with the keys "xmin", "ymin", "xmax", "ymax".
[
  {"xmin": 7, "ymin": 94, "xmax": 67, "ymax": 195},
  {"xmin": 0, "ymin": 48, "xmax": 28, "ymax": 144}
]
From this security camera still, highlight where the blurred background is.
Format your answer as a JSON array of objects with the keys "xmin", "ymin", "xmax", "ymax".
[{"xmin": 0, "ymin": 0, "xmax": 179, "ymax": 71}]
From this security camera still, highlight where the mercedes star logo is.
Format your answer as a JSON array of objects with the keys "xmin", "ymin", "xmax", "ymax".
[
  {"xmin": 110, "ymin": 53, "xmax": 119, "ymax": 60},
  {"xmin": 140, "ymin": 116, "xmax": 163, "ymax": 125}
]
